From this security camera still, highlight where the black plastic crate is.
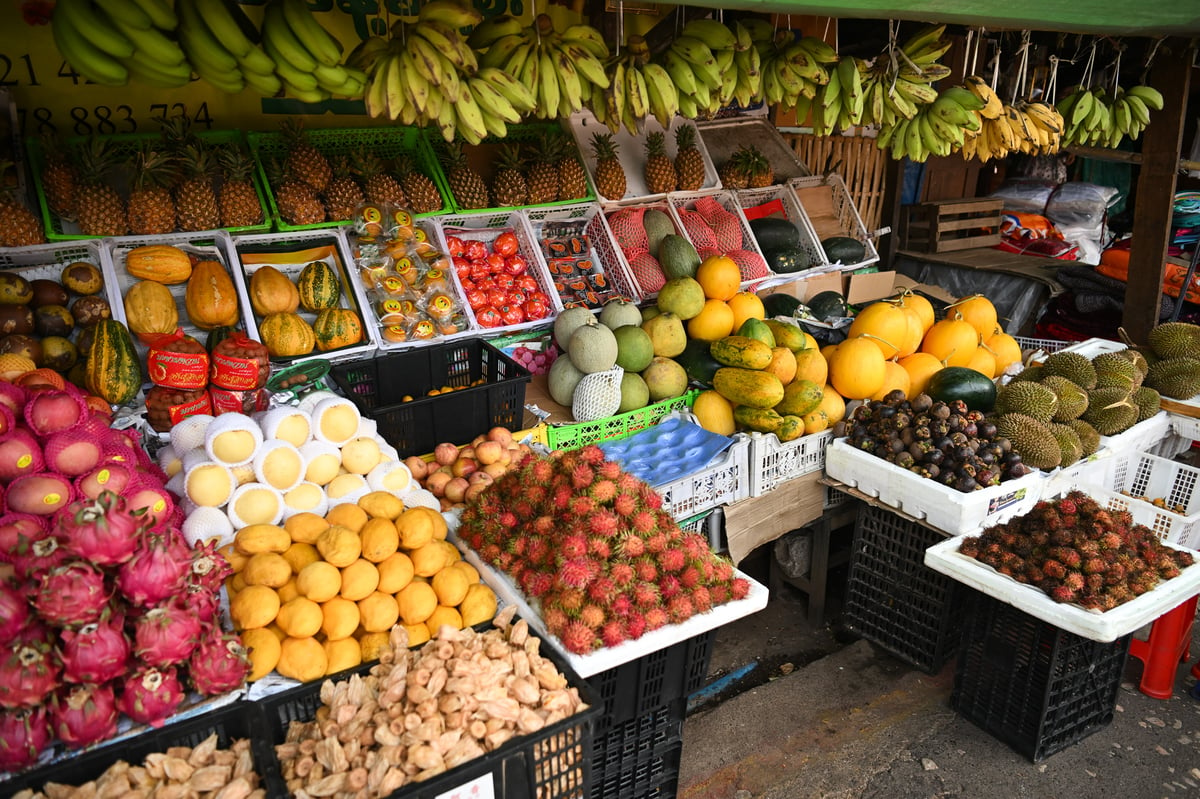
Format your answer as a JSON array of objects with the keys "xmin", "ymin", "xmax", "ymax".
[
  {"xmin": 0, "ymin": 701, "xmax": 281, "ymax": 797},
  {"xmin": 590, "ymin": 699, "xmax": 685, "ymax": 799},
  {"xmin": 330, "ymin": 338, "xmax": 531, "ymax": 457},
  {"xmin": 841, "ymin": 504, "xmax": 964, "ymax": 674},
  {"xmin": 587, "ymin": 630, "xmax": 715, "ymax": 728},
  {"xmin": 952, "ymin": 590, "xmax": 1131, "ymax": 762},
  {"xmin": 257, "ymin": 637, "xmax": 601, "ymax": 799}
]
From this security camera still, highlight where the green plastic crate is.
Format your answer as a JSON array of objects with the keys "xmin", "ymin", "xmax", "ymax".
[
  {"xmin": 545, "ymin": 389, "xmax": 701, "ymax": 450},
  {"xmin": 421, "ymin": 122, "xmax": 595, "ymax": 216},
  {"xmin": 246, "ymin": 126, "xmax": 452, "ymax": 230},
  {"xmin": 25, "ymin": 130, "xmax": 272, "ymax": 241}
]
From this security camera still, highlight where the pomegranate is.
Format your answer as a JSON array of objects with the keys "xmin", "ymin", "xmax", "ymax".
[
  {"xmin": 133, "ymin": 602, "xmax": 201, "ymax": 667},
  {"xmin": 59, "ymin": 612, "xmax": 130, "ymax": 684},
  {"xmin": 33, "ymin": 561, "xmax": 112, "ymax": 628},
  {"xmin": 0, "ymin": 579, "xmax": 30, "ymax": 645},
  {"xmin": 116, "ymin": 529, "xmax": 190, "ymax": 608},
  {"xmin": 0, "ymin": 705, "xmax": 50, "ymax": 771},
  {"xmin": 56, "ymin": 490, "xmax": 144, "ymax": 566},
  {"xmin": 0, "ymin": 625, "xmax": 61, "ymax": 708},
  {"xmin": 188, "ymin": 628, "xmax": 251, "ymax": 696},
  {"xmin": 50, "ymin": 682, "xmax": 118, "ymax": 749},
  {"xmin": 117, "ymin": 666, "xmax": 185, "ymax": 727}
]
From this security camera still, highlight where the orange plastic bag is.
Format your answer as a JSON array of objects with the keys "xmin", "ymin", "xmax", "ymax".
[{"xmin": 1095, "ymin": 247, "xmax": 1200, "ymax": 303}]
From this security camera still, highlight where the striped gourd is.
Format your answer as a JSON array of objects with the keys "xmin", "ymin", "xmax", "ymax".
[
  {"xmin": 259, "ymin": 312, "xmax": 315, "ymax": 357},
  {"xmin": 296, "ymin": 261, "xmax": 341, "ymax": 312},
  {"xmin": 313, "ymin": 308, "xmax": 363, "ymax": 351},
  {"xmin": 85, "ymin": 319, "xmax": 142, "ymax": 405}
]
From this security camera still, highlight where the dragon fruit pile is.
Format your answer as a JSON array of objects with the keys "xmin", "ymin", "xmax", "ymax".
[
  {"xmin": 0, "ymin": 380, "xmax": 248, "ymax": 772},
  {"xmin": 457, "ymin": 445, "xmax": 750, "ymax": 654}
]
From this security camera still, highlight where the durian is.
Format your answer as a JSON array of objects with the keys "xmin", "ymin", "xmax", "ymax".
[
  {"xmin": 1066, "ymin": 418, "xmax": 1101, "ymax": 456},
  {"xmin": 1039, "ymin": 375, "xmax": 1089, "ymax": 422},
  {"xmin": 1081, "ymin": 386, "xmax": 1139, "ymax": 436},
  {"xmin": 1048, "ymin": 422, "xmax": 1084, "ymax": 468},
  {"xmin": 1132, "ymin": 385, "xmax": 1162, "ymax": 422},
  {"xmin": 995, "ymin": 413, "xmax": 1062, "ymax": 470},
  {"xmin": 1147, "ymin": 321, "xmax": 1200, "ymax": 360},
  {"xmin": 1011, "ymin": 364, "xmax": 1045, "ymax": 383},
  {"xmin": 1115, "ymin": 347, "xmax": 1150, "ymax": 379},
  {"xmin": 993, "ymin": 381, "xmax": 1058, "ymax": 423},
  {"xmin": 1042, "ymin": 351, "xmax": 1097, "ymax": 390},
  {"xmin": 1092, "ymin": 351, "xmax": 1141, "ymax": 391},
  {"xmin": 1145, "ymin": 356, "xmax": 1200, "ymax": 400}
]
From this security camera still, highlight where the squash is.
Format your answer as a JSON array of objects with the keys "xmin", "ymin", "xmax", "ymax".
[
  {"xmin": 249, "ymin": 266, "xmax": 300, "ymax": 316},
  {"xmin": 124, "ymin": 280, "xmax": 179, "ymax": 340},
  {"xmin": 313, "ymin": 308, "xmax": 364, "ymax": 351},
  {"xmin": 186, "ymin": 260, "xmax": 240, "ymax": 330},
  {"xmin": 711, "ymin": 336, "xmax": 773, "ymax": 370},
  {"xmin": 712, "ymin": 367, "xmax": 785, "ymax": 409},
  {"xmin": 124, "ymin": 245, "xmax": 193, "ymax": 284},
  {"xmin": 926, "ymin": 365, "xmax": 997, "ymax": 412},
  {"xmin": 259, "ymin": 312, "xmax": 315, "ymax": 357},
  {"xmin": 85, "ymin": 319, "xmax": 141, "ymax": 406},
  {"xmin": 297, "ymin": 261, "xmax": 341, "ymax": 312}
]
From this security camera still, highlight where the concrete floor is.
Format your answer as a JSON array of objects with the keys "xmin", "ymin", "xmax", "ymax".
[{"xmin": 676, "ymin": 546, "xmax": 1200, "ymax": 799}]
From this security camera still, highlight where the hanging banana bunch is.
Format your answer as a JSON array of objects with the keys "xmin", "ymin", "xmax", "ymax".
[
  {"xmin": 470, "ymin": 12, "xmax": 610, "ymax": 122},
  {"xmin": 652, "ymin": 17, "xmax": 754, "ymax": 121},
  {"xmin": 748, "ymin": 24, "xmax": 838, "ymax": 120},
  {"xmin": 857, "ymin": 23, "xmax": 952, "ymax": 129},
  {"xmin": 589, "ymin": 36, "xmax": 676, "ymax": 134},
  {"xmin": 1058, "ymin": 84, "xmax": 1162, "ymax": 148},
  {"xmin": 877, "ymin": 86, "xmax": 986, "ymax": 162}
]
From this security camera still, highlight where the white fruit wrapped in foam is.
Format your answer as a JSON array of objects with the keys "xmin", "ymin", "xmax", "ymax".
[
  {"xmin": 253, "ymin": 440, "xmax": 305, "ymax": 492},
  {"xmin": 355, "ymin": 416, "xmax": 378, "ymax": 439},
  {"xmin": 182, "ymin": 505, "xmax": 235, "ymax": 548},
  {"xmin": 325, "ymin": 472, "xmax": 369, "ymax": 505},
  {"xmin": 256, "ymin": 407, "xmax": 312, "ymax": 448},
  {"xmin": 300, "ymin": 440, "xmax": 341, "ymax": 486},
  {"xmin": 157, "ymin": 442, "xmax": 182, "ymax": 478},
  {"xmin": 366, "ymin": 460, "xmax": 413, "ymax": 495},
  {"xmin": 205, "ymin": 413, "xmax": 263, "ymax": 467},
  {"xmin": 339, "ymin": 436, "xmax": 382, "ymax": 475},
  {"xmin": 401, "ymin": 486, "xmax": 440, "ymax": 511},
  {"xmin": 296, "ymin": 389, "xmax": 340, "ymax": 416},
  {"xmin": 311, "ymin": 397, "xmax": 361, "ymax": 446},
  {"xmin": 170, "ymin": 414, "xmax": 214, "ymax": 453},
  {"xmin": 226, "ymin": 482, "xmax": 285, "ymax": 528},
  {"xmin": 282, "ymin": 481, "xmax": 329, "ymax": 518},
  {"xmin": 182, "ymin": 449, "xmax": 236, "ymax": 508}
]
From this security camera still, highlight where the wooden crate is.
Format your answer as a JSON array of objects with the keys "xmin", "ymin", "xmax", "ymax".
[{"xmin": 901, "ymin": 198, "xmax": 1003, "ymax": 253}]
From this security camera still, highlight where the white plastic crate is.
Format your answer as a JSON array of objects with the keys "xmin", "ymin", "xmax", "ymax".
[
  {"xmin": 748, "ymin": 429, "xmax": 833, "ymax": 497},
  {"xmin": 230, "ymin": 230, "xmax": 380, "ymax": 367},
  {"xmin": 824, "ymin": 438, "xmax": 1046, "ymax": 536},
  {"xmin": 1012, "ymin": 335, "xmax": 1072, "ymax": 354},
  {"xmin": 734, "ymin": 183, "xmax": 830, "ymax": 280},
  {"xmin": 658, "ymin": 433, "xmax": 751, "ymax": 521},
  {"xmin": 1074, "ymin": 450, "xmax": 1200, "ymax": 549},
  {"xmin": 521, "ymin": 202, "xmax": 642, "ymax": 306},
  {"xmin": 1099, "ymin": 411, "xmax": 1172, "ymax": 456},
  {"xmin": 1169, "ymin": 413, "xmax": 1200, "ymax": 442},
  {"xmin": 1056, "ymin": 337, "xmax": 1126, "ymax": 358},
  {"xmin": 430, "ymin": 210, "xmax": 564, "ymax": 336},
  {"xmin": 788, "ymin": 173, "xmax": 880, "ymax": 271},
  {"xmin": 667, "ymin": 188, "xmax": 774, "ymax": 291},
  {"xmin": 0, "ymin": 239, "xmax": 123, "ymax": 324},
  {"xmin": 600, "ymin": 198, "xmax": 687, "ymax": 301}
]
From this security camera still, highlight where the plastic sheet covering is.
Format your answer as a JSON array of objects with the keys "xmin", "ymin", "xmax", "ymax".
[
  {"xmin": 893, "ymin": 253, "xmax": 1054, "ymax": 336},
  {"xmin": 1045, "ymin": 182, "xmax": 1122, "ymax": 230}
]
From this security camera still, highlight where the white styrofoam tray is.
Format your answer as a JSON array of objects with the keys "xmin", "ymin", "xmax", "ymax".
[
  {"xmin": 925, "ymin": 534, "xmax": 1200, "ymax": 643},
  {"xmin": 824, "ymin": 438, "xmax": 1045, "ymax": 536},
  {"xmin": 567, "ymin": 111, "xmax": 720, "ymax": 204}
]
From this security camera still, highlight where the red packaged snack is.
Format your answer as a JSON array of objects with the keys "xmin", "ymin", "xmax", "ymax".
[
  {"xmin": 146, "ymin": 329, "xmax": 209, "ymax": 390},
  {"xmin": 145, "ymin": 386, "xmax": 212, "ymax": 433},
  {"xmin": 210, "ymin": 332, "xmax": 270, "ymax": 391},
  {"xmin": 209, "ymin": 386, "xmax": 269, "ymax": 416}
]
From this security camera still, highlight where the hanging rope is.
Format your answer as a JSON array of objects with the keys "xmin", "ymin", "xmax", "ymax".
[{"xmin": 1011, "ymin": 30, "xmax": 1032, "ymax": 105}]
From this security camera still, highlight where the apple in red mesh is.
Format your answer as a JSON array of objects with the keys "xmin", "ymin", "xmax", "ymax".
[
  {"xmin": 523, "ymin": 297, "xmax": 550, "ymax": 320},
  {"xmin": 485, "ymin": 253, "xmax": 506, "ymax": 274},
  {"xmin": 465, "ymin": 288, "xmax": 486, "ymax": 310},
  {"xmin": 494, "ymin": 231, "xmax": 519, "ymax": 256},
  {"xmin": 493, "ymin": 273, "xmax": 515, "ymax": 289},
  {"xmin": 506, "ymin": 289, "xmax": 527, "ymax": 306},
  {"xmin": 445, "ymin": 236, "xmax": 466, "ymax": 256},
  {"xmin": 452, "ymin": 256, "xmax": 472, "ymax": 281},
  {"xmin": 485, "ymin": 288, "xmax": 508, "ymax": 307},
  {"xmin": 498, "ymin": 304, "xmax": 524, "ymax": 326},
  {"xmin": 515, "ymin": 274, "xmax": 539, "ymax": 292}
]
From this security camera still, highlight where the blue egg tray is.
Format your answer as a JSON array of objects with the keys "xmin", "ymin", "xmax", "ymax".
[{"xmin": 598, "ymin": 416, "xmax": 735, "ymax": 488}]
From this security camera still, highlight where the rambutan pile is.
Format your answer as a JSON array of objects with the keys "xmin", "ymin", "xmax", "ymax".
[
  {"xmin": 457, "ymin": 445, "xmax": 750, "ymax": 653},
  {"xmin": 958, "ymin": 490, "xmax": 1195, "ymax": 611}
]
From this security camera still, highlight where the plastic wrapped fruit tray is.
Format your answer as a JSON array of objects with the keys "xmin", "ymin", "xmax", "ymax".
[
  {"xmin": 522, "ymin": 202, "xmax": 642, "ymax": 309},
  {"xmin": 824, "ymin": 438, "xmax": 1046, "ymax": 536}
]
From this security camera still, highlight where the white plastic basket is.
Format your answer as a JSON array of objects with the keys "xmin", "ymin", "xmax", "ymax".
[
  {"xmin": 521, "ymin": 202, "xmax": 642, "ymax": 307},
  {"xmin": 788, "ymin": 173, "xmax": 880, "ymax": 271},
  {"xmin": 0, "ymin": 238, "xmax": 123, "ymax": 323},
  {"xmin": 667, "ymin": 188, "xmax": 774, "ymax": 291},
  {"xmin": 600, "ymin": 199, "xmax": 687, "ymax": 302},
  {"xmin": 430, "ymin": 210, "xmax": 564, "ymax": 336},
  {"xmin": 733, "ymin": 184, "xmax": 830, "ymax": 280},
  {"xmin": 748, "ymin": 429, "xmax": 833, "ymax": 497},
  {"xmin": 1076, "ymin": 450, "xmax": 1200, "ymax": 549},
  {"xmin": 657, "ymin": 433, "xmax": 752, "ymax": 521},
  {"xmin": 231, "ymin": 229, "xmax": 379, "ymax": 366}
]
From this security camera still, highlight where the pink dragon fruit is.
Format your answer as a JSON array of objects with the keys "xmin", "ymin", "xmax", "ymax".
[
  {"xmin": 188, "ymin": 628, "xmax": 251, "ymax": 696},
  {"xmin": 185, "ymin": 541, "xmax": 233, "ymax": 624},
  {"xmin": 4, "ymin": 519, "xmax": 71, "ymax": 582},
  {"xmin": 59, "ymin": 612, "xmax": 130, "ymax": 684},
  {"xmin": 117, "ymin": 666, "xmax": 185, "ymax": 727},
  {"xmin": 50, "ymin": 682, "xmax": 118, "ymax": 749},
  {"xmin": 133, "ymin": 602, "xmax": 201, "ymax": 667},
  {"xmin": 0, "ymin": 625, "xmax": 61, "ymax": 708},
  {"xmin": 33, "ymin": 561, "xmax": 112, "ymax": 628},
  {"xmin": 116, "ymin": 529, "xmax": 190, "ymax": 608},
  {"xmin": 0, "ymin": 705, "xmax": 51, "ymax": 771},
  {"xmin": 0, "ymin": 578, "xmax": 30, "ymax": 646},
  {"xmin": 57, "ymin": 490, "xmax": 144, "ymax": 566}
]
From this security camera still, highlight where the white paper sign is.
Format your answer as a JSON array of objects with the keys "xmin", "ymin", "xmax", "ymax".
[{"xmin": 435, "ymin": 773, "xmax": 495, "ymax": 799}]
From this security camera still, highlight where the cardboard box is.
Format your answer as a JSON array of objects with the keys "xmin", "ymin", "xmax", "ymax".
[
  {"xmin": 758, "ymin": 271, "xmax": 958, "ymax": 308},
  {"xmin": 722, "ymin": 470, "xmax": 826, "ymax": 564}
]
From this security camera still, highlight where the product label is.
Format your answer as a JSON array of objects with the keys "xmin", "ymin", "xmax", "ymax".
[
  {"xmin": 209, "ymin": 386, "xmax": 268, "ymax": 416},
  {"xmin": 148, "ymin": 347, "xmax": 210, "ymax": 390},
  {"xmin": 44, "ymin": 493, "xmax": 60, "ymax": 505},
  {"xmin": 17, "ymin": 455, "xmax": 30, "ymax": 468},
  {"xmin": 211, "ymin": 353, "xmax": 264, "ymax": 391},
  {"xmin": 95, "ymin": 469, "xmax": 110, "ymax": 485},
  {"xmin": 168, "ymin": 392, "xmax": 213, "ymax": 425}
]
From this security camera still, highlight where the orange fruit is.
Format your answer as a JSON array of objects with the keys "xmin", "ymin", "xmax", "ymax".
[{"xmin": 695, "ymin": 254, "xmax": 741, "ymax": 301}]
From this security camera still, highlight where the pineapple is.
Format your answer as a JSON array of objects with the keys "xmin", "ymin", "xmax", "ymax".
[
  {"xmin": 589, "ymin": 132, "xmax": 626, "ymax": 201},
  {"xmin": 393, "ymin": 153, "xmax": 442, "ymax": 214},
  {"xmin": 216, "ymin": 145, "xmax": 265, "ymax": 229},
  {"xmin": 281, "ymin": 117, "xmax": 331, "ymax": 193},
  {"xmin": 127, "ymin": 145, "xmax": 178, "ymax": 235},
  {"xmin": 0, "ymin": 162, "xmax": 46, "ymax": 247},
  {"xmin": 266, "ymin": 157, "xmax": 325, "ymax": 226},
  {"xmin": 73, "ymin": 137, "xmax": 127, "ymax": 237},
  {"xmin": 39, "ymin": 134, "xmax": 77, "ymax": 219},
  {"xmin": 743, "ymin": 144, "xmax": 774, "ymax": 188},
  {"xmin": 322, "ymin": 155, "xmax": 364, "ymax": 221},
  {"xmin": 718, "ymin": 148, "xmax": 751, "ymax": 190},
  {"xmin": 353, "ymin": 151, "xmax": 408, "ymax": 208},
  {"xmin": 174, "ymin": 143, "xmax": 220, "ymax": 232},
  {"xmin": 440, "ymin": 142, "xmax": 489, "ymax": 210},
  {"xmin": 489, "ymin": 144, "xmax": 527, "ymax": 208},
  {"xmin": 674, "ymin": 125, "xmax": 705, "ymax": 192},
  {"xmin": 523, "ymin": 134, "xmax": 559, "ymax": 205},
  {"xmin": 555, "ymin": 137, "xmax": 588, "ymax": 201},
  {"xmin": 643, "ymin": 131, "xmax": 676, "ymax": 195}
]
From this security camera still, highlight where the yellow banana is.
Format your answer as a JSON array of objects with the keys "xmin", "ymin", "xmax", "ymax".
[
  {"xmin": 625, "ymin": 60, "xmax": 648, "ymax": 120},
  {"xmin": 537, "ymin": 48, "xmax": 559, "ymax": 120}
]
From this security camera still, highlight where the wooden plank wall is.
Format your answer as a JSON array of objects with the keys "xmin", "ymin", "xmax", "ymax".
[{"xmin": 784, "ymin": 132, "xmax": 887, "ymax": 237}]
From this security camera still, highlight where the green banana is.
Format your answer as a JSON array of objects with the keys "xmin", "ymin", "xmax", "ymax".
[
  {"xmin": 56, "ymin": 0, "xmax": 135, "ymax": 58},
  {"xmin": 52, "ymin": 7, "xmax": 129, "ymax": 85},
  {"xmin": 281, "ymin": 0, "xmax": 341, "ymax": 67}
]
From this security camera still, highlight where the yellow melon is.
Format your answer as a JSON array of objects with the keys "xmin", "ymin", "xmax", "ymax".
[
  {"xmin": 920, "ymin": 316, "xmax": 979, "ymax": 368},
  {"xmin": 827, "ymin": 336, "xmax": 887, "ymax": 400},
  {"xmin": 869, "ymin": 360, "xmax": 912, "ymax": 401},
  {"xmin": 898, "ymin": 352, "xmax": 944, "ymax": 398},
  {"xmin": 847, "ymin": 301, "xmax": 908, "ymax": 359},
  {"xmin": 727, "ymin": 291, "xmax": 765, "ymax": 331},
  {"xmin": 695, "ymin": 255, "xmax": 741, "ymax": 301},
  {"xmin": 686, "ymin": 299, "xmax": 736, "ymax": 342},
  {"xmin": 692, "ymin": 390, "xmax": 736, "ymax": 436}
]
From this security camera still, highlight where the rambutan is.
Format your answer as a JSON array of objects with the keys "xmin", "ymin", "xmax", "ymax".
[
  {"xmin": 1049, "ymin": 585, "xmax": 1078, "ymax": 604},
  {"xmin": 710, "ymin": 584, "xmax": 729, "ymax": 605},
  {"xmin": 526, "ymin": 538, "xmax": 550, "ymax": 565},
  {"xmin": 639, "ymin": 485, "xmax": 664, "ymax": 510},
  {"xmin": 554, "ymin": 587, "xmax": 585, "ymax": 613},
  {"xmin": 590, "ymin": 479, "xmax": 618, "ymax": 504},
  {"xmin": 580, "ymin": 445, "xmax": 605, "ymax": 465},
  {"xmin": 619, "ymin": 534, "xmax": 645, "ymax": 558},
  {"xmin": 1100, "ymin": 532, "xmax": 1123, "ymax": 551},
  {"xmin": 617, "ymin": 472, "xmax": 641, "ymax": 492},
  {"xmin": 588, "ymin": 511, "xmax": 619, "ymax": 537},
  {"xmin": 496, "ymin": 552, "xmax": 515, "ymax": 571},
  {"xmin": 702, "ymin": 560, "xmax": 716, "ymax": 580},
  {"xmin": 526, "ymin": 485, "xmax": 547, "ymax": 505},
  {"xmin": 1042, "ymin": 560, "xmax": 1066, "ymax": 580},
  {"xmin": 587, "ymin": 576, "xmax": 614, "ymax": 603},
  {"xmin": 632, "ymin": 581, "xmax": 659, "ymax": 608},
  {"xmin": 569, "ymin": 495, "xmax": 597, "ymax": 517},
  {"xmin": 531, "ymin": 459, "xmax": 554, "ymax": 483},
  {"xmin": 644, "ymin": 608, "xmax": 668, "ymax": 631},
  {"xmin": 1160, "ymin": 563, "xmax": 1182, "ymax": 580},
  {"xmin": 531, "ymin": 516, "xmax": 556, "ymax": 537},
  {"xmin": 610, "ymin": 562, "xmax": 635, "ymax": 587},
  {"xmin": 1057, "ymin": 496, "xmax": 1077, "ymax": 514},
  {"xmin": 507, "ymin": 537, "xmax": 527, "ymax": 556},
  {"xmin": 659, "ymin": 574, "xmax": 681, "ymax": 599},
  {"xmin": 1082, "ymin": 558, "xmax": 1107, "ymax": 575},
  {"xmin": 632, "ymin": 511, "xmax": 658, "ymax": 534},
  {"xmin": 658, "ymin": 548, "xmax": 686, "ymax": 572},
  {"xmin": 499, "ymin": 511, "xmax": 518, "ymax": 529},
  {"xmin": 559, "ymin": 559, "xmax": 596, "ymax": 589},
  {"xmin": 552, "ymin": 485, "xmax": 573, "ymax": 510},
  {"xmin": 691, "ymin": 586, "xmax": 712, "ymax": 612},
  {"xmin": 679, "ymin": 565, "xmax": 701, "ymax": 588},
  {"xmin": 645, "ymin": 532, "xmax": 668, "ymax": 554},
  {"xmin": 571, "ymin": 463, "xmax": 595, "ymax": 489},
  {"xmin": 613, "ymin": 492, "xmax": 639, "ymax": 517},
  {"xmin": 959, "ymin": 538, "xmax": 981, "ymax": 558},
  {"xmin": 560, "ymin": 620, "xmax": 598, "ymax": 654},
  {"xmin": 1085, "ymin": 573, "xmax": 1105, "ymax": 592},
  {"xmin": 520, "ymin": 570, "xmax": 553, "ymax": 598},
  {"xmin": 598, "ymin": 460, "xmax": 621, "ymax": 479},
  {"xmin": 611, "ymin": 593, "xmax": 633, "ymax": 618},
  {"xmin": 588, "ymin": 537, "xmax": 612, "ymax": 559},
  {"xmin": 713, "ymin": 560, "xmax": 734, "ymax": 582},
  {"xmin": 601, "ymin": 620, "xmax": 628, "ymax": 648},
  {"xmin": 542, "ymin": 606, "xmax": 569, "ymax": 633},
  {"xmin": 626, "ymin": 613, "xmax": 647, "ymax": 640},
  {"xmin": 561, "ymin": 535, "xmax": 588, "ymax": 560},
  {"xmin": 580, "ymin": 604, "xmax": 606, "ymax": 629},
  {"xmin": 635, "ymin": 558, "xmax": 658, "ymax": 583},
  {"xmin": 731, "ymin": 578, "xmax": 750, "ymax": 600},
  {"xmin": 682, "ymin": 533, "xmax": 707, "ymax": 559},
  {"xmin": 480, "ymin": 543, "xmax": 502, "ymax": 563}
]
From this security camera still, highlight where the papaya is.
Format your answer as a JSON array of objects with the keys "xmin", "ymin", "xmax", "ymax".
[
  {"xmin": 713, "ymin": 367, "xmax": 785, "ymax": 409},
  {"xmin": 733, "ymin": 405, "xmax": 784, "ymax": 433},
  {"xmin": 711, "ymin": 336, "xmax": 773, "ymax": 370},
  {"xmin": 776, "ymin": 415, "xmax": 805, "ymax": 442},
  {"xmin": 763, "ymin": 319, "xmax": 807, "ymax": 353},
  {"xmin": 775, "ymin": 379, "xmax": 824, "ymax": 416},
  {"xmin": 736, "ymin": 318, "xmax": 775, "ymax": 348}
]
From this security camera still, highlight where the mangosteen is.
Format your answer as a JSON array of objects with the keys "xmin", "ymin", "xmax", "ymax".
[
  {"xmin": 923, "ymin": 448, "xmax": 944, "ymax": 466},
  {"xmin": 955, "ymin": 476, "xmax": 979, "ymax": 492},
  {"xmin": 914, "ymin": 425, "xmax": 931, "ymax": 440},
  {"xmin": 884, "ymin": 389, "xmax": 907, "ymax": 405},
  {"xmin": 977, "ymin": 420, "xmax": 997, "ymax": 440},
  {"xmin": 931, "ymin": 403, "xmax": 951, "ymax": 420},
  {"xmin": 894, "ymin": 451, "xmax": 915, "ymax": 469},
  {"xmin": 910, "ymin": 394, "xmax": 933, "ymax": 414}
]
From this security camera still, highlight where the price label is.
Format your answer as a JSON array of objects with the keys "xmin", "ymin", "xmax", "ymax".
[{"xmin": 434, "ymin": 773, "xmax": 494, "ymax": 799}]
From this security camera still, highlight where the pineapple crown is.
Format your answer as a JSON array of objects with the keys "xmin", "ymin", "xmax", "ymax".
[
  {"xmin": 496, "ymin": 143, "xmax": 523, "ymax": 171},
  {"xmin": 280, "ymin": 117, "xmax": 312, "ymax": 145},
  {"xmin": 328, "ymin": 153, "xmax": 355, "ymax": 179},
  {"xmin": 73, "ymin": 136, "xmax": 120, "ymax": 185},
  {"xmin": 590, "ymin": 132, "xmax": 619, "ymax": 160},
  {"xmin": 159, "ymin": 115, "xmax": 198, "ymax": 153},
  {"xmin": 130, "ymin": 145, "xmax": 179, "ymax": 191},
  {"xmin": 177, "ymin": 142, "xmax": 216, "ymax": 181},
  {"xmin": 439, "ymin": 141, "xmax": 470, "ymax": 171},
  {"xmin": 644, "ymin": 131, "xmax": 668, "ymax": 156},
  {"xmin": 216, "ymin": 144, "xmax": 254, "ymax": 182},
  {"xmin": 674, "ymin": 124, "xmax": 696, "ymax": 151}
]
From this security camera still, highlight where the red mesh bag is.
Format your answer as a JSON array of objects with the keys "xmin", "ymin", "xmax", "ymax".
[
  {"xmin": 210, "ymin": 332, "xmax": 270, "ymax": 391},
  {"xmin": 146, "ymin": 329, "xmax": 210, "ymax": 390},
  {"xmin": 41, "ymin": 429, "xmax": 103, "ymax": 477}
]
